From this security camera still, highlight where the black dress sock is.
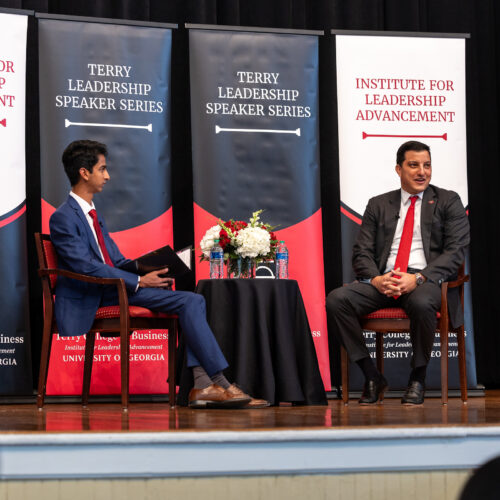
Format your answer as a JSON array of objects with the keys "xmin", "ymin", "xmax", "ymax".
[
  {"xmin": 356, "ymin": 356, "xmax": 380, "ymax": 381},
  {"xmin": 409, "ymin": 366, "xmax": 427, "ymax": 385}
]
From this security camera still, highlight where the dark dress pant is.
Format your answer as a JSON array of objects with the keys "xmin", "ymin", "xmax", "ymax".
[
  {"xmin": 101, "ymin": 287, "xmax": 229, "ymax": 376},
  {"xmin": 326, "ymin": 281, "xmax": 441, "ymax": 368}
]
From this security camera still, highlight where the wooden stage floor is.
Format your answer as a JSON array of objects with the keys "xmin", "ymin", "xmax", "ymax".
[
  {"xmin": 1, "ymin": 390, "xmax": 499, "ymax": 434},
  {"xmin": 1, "ymin": 391, "xmax": 499, "ymax": 481}
]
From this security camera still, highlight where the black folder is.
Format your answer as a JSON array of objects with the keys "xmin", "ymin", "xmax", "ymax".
[{"xmin": 121, "ymin": 245, "xmax": 191, "ymax": 279}]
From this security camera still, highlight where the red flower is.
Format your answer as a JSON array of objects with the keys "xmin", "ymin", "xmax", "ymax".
[{"xmin": 224, "ymin": 220, "xmax": 247, "ymax": 234}]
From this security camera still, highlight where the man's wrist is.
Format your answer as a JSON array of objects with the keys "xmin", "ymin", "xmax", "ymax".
[
  {"xmin": 415, "ymin": 272, "xmax": 426, "ymax": 286},
  {"xmin": 369, "ymin": 276, "xmax": 381, "ymax": 290}
]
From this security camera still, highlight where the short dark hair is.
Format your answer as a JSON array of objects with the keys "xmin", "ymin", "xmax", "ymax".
[
  {"xmin": 460, "ymin": 456, "xmax": 500, "ymax": 500},
  {"xmin": 396, "ymin": 141, "xmax": 431, "ymax": 166},
  {"xmin": 62, "ymin": 140, "xmax": 107, "ymax": 186}
]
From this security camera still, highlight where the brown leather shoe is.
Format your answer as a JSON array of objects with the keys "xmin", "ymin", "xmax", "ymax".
[
  {"xmin": 245, "ymin": 398, "xmax": 271, "ymax": 408},
  {"xmin": 226, "ymin": 384, "xmax": 271, "ymax": 408},
  {"xmin": 188, "ymin": 384, "xmax": 251, "ymax": 409}
]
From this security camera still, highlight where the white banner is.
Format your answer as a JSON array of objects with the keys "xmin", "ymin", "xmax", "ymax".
[
  {"xmin": 0, "ymin": 12, "xmax": 32, "ymax": 395},
  {"xmin": 337, "ymin": 35, "xmax": 467, "ymax": 218},
  {"xmin": 0, "ymin": 13, "xmax": 27, "ymax": 217},
  {"xmin": 335, "ymin": 33, "xmax": 475, "ymax": 391}
]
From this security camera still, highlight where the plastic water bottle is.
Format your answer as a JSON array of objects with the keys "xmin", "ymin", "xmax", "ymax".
[
  {"xmin": 275, "ymin": 241, "xmax": 289, "ymax": 279},
  {"xmin": 209, "ymin": 239, "xmax": 224, "ymax": 279}
]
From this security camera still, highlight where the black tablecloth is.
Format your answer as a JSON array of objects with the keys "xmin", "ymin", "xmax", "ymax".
[{"xmin": 177, "ymin": 279, "xmax": 327, "ymax": 406}]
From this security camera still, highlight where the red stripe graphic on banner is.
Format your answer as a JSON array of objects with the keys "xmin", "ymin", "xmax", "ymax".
[
  {"xmin": 46, "ymin": 329, "xmax": 171, "ymax": 396},
  {"xmin": 194, "ymin": 203, "xmax": 331, "ymax": 390},
  {"xmin": 41, "ymin": 198, "xmax": 55, "ymax": 234},
  {"xmin": 110, "ymin": 208, "xmax": 173, "ymax": 259},
  {"xmin": 42, "ymin": 199, "xmax": 173, "ymax": 258},
  {"xmin": 340, "ymin": 205, "xmax": 362, "ymax": 225},
  {"xmin": 362, "ymin": 131, "xmax": 448, "ymax": 141},
  {"xmin": 193, "ymin": 203, "xmax": 219, "ymax": 280},
  {"xmin": 275, "ymin": 210, "xmax": 330, "ymax": 391},
  {"xmin": 0, "ymin": 203, "xmax": 26, "ymax": 229}
]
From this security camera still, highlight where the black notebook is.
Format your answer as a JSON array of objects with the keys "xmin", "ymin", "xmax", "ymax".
[{"xmin": 121, "ymin": 245, "xmax": 191, "ymax": 279}]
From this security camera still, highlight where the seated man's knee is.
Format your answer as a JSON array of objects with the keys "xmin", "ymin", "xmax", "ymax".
[
  {"xmin": 407, "ymin": 293, "xmax": 438, "ymax": 318},
  {"xmin": 326, "ymin": 287, "xmax": 351, "ymax": 314},
  {"xmin": 185, "ymin": 291, "xmax": 205, "ymax": 310}
]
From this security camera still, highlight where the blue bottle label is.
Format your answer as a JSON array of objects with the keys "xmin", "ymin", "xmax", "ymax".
[
  {"xmin": 276, "ymin": 253, "xmax": 288, "ymax": 260},
  {"xmin": 211, "ymin": 251, "xmax": 223, "ymax": 259}
]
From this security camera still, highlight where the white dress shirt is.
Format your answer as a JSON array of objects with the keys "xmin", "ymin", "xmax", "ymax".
[{"xmin": 384, "ymin": 188, "xmax": 427, "ymax": 273}]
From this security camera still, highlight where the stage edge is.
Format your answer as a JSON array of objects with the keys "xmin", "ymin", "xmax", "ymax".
[{"xmin": 0, "ymin": 427, "xmax": 498, "ymax": 479}]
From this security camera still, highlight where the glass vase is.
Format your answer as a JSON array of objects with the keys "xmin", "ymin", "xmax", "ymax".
[
  {"xmin": 226, "ymin": 256, "xmax": 242, "ymax": 278},
  {"xmin": 240, "ymin": 257, "xmax": 256, "ymax": 279}
]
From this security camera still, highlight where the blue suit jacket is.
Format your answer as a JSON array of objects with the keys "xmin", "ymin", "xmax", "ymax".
[{"xmin": 49, "ymin": 195, "xmax": 139, "ymax": 337}]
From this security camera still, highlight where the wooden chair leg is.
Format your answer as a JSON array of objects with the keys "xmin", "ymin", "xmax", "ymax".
[
  {"xmin": 457, "ymin": 326, "xmax": 468, "ymax": 403},
  {"xmin": 37, "ymin": 315, "xmax": 54, "ymax": 409},
  {"xmin": 375, "ymin": 332, "xmax": 385, "ymax": 401},
  {"xmin": 120, "ymin": 328, "xmax": 130, "ymax": 410},
  {"xmin": 375, "ymin": 332, "xmax": 384, "ymax": 372},
  {"xmin": 440, "ymin": 326, "xmax": 449, "ymax": 405},
  {"xmin": 168, "ymin": 319, "xmax": 177, "ymax": 408},
  {"xmin": 341, "ymin": 346, "xmax": 349, "ymax": 405},
  {"xmin": 82, "ymin": 332, "xmax": 96, "ymax": 406}
]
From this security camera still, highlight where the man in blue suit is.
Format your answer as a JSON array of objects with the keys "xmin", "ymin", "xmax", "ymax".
[{"xmin": 50, "ymin": 139, "xmax": 266, "ymax": 408}]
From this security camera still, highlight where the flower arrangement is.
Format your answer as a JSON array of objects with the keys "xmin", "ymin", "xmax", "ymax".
[{"xmin": 200, "ymin": 210, "xmax": 278, "ymax": 277}]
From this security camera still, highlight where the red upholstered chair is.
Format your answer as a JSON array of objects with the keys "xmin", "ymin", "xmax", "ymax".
[
  {"xmin": 340, "ymin": 264, "xmax": 469, "ymax": 405},
  {"xmin": 35, "ymin": 233, "xmax": 178, "ymax": 409}
]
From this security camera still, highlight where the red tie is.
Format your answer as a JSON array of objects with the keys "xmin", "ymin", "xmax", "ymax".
[
  {"xmin": 88, "ymin": 209, "xmax": 114, "ymax": 266},
  {"xmin": 394, "ymin": 195, "xmax": 418, "ymax": 274}
]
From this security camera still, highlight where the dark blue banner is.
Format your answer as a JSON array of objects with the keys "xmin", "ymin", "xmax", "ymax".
[
  {"xmin": 38, "ymin": 17, "xmax": 173, "ymax": 396},
  {"xmin": 39, "ymin": 18, "xmax": 172, "ymax": 237},
  {"xmin": 189, "ymin": 27, "xmax": 331, "ymax": 389}
]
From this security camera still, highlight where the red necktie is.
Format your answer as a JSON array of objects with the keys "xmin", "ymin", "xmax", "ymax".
[
  {"xmin": 394, "ymin": 195, "xmax": 418, "ymax": 274},
  {"xmin": 88, "ymin": 209, "xmax": 114, "ymax": 266}
]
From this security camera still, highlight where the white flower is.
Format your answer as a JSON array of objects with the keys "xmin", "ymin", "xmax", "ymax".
[
  {"xmin": 200, "ymin": 225, "xmax": 221, "ymax": 258},
  {"xmin": 235, "ymin": 227, "xmax": 270, "ymax": 258}
]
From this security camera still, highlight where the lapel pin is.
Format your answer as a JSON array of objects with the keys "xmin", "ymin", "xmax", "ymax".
[{"xmin": 428, "ymin": 200, "xmax": 435, "ymax": 204}]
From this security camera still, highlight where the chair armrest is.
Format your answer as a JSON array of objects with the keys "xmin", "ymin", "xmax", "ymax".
[
  {"xmin": 439, "ymin": 272, "xmax": 469, "ymax": 320},
  {"xmin": 446, "ymin": 274, "xmax": 470, "ymax": 289},
  {"xmin": 39, "ymin": 268, "xmax": 130, "ymax": 316},
  {"xmin": 39, "ymin": 268, "xmax": 124, "ymax": 286}
]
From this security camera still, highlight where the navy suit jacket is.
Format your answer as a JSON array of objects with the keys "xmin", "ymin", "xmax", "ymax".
[{"xmin": 49, "ymin": 195, "xmax": 139, "ymax": 337}]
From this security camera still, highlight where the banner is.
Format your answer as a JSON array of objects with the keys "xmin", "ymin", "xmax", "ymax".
[
  {"xmin": 335, "ymin": 33, "xmax": 477, "ymax": 390},
  {"xmin": 38, "ymin": 18, "xmax": 173, "ymax": 395},
  {"xmin": 189, "ymin": 27, "xmax": 330, "ymax": 390},
  {"xmin": 0, "ymin": 12, "xmax": 32, "ymax": 395}
]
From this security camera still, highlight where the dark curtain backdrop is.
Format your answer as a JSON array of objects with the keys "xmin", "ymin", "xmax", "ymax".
[{"xmin": 2, "ymin": 0, "xmax": 498, "ymax": 389}]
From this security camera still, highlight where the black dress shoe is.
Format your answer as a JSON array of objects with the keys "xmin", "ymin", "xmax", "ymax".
[
  {"xmin": 401, "ymin": 380, "xmax": 425, "ymax": 405},
  {"xmin": 359, "ymin": 375, "xmax": 388, "ymax": 405}
]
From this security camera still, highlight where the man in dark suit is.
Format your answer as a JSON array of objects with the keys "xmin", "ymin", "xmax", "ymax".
[
  {"xmin": 326, "ymin": 141, "xmax": 469, "ymax": 405},
  {"xmin": 50, "ymin": 139, "xmax": 268, "ymax": 408}
]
